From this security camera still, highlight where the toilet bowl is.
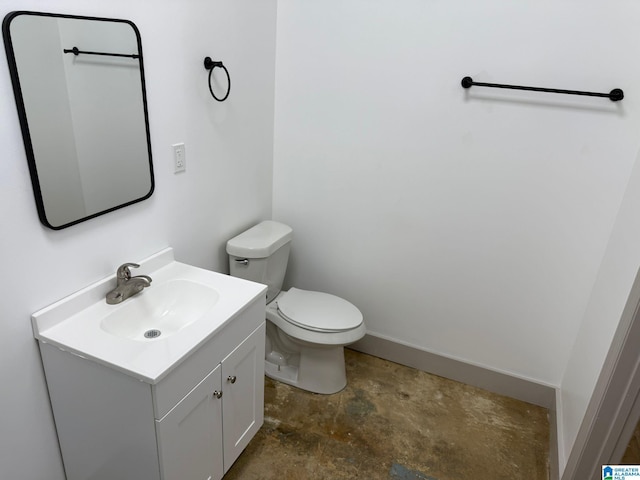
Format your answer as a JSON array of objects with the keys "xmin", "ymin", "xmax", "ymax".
[
  {"xmin": 226, "ymin": 221, "xmax": 366, "ymax": 394},
  {"xmin": 264, "ymin": 288, "xmax": 365, "ymax": 394}
]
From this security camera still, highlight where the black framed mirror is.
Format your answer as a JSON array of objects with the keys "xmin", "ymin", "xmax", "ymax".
[{"xmin": 3, "ymin": 11, "xmax": 154, "ymax": 230}]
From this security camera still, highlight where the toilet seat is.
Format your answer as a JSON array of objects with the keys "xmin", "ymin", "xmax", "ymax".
[{"xmin": 276, "ymin": 288, "xmax": 363, "ymax": 333}]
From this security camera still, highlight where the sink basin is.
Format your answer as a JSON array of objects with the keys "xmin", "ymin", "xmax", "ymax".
[
  {"xmin": 31, "ymin": 247, "xmax": 267, "ymax": 383},
  {"xmin": 100, "ymin": 279, "xmax": 219, "ymax": 341}
]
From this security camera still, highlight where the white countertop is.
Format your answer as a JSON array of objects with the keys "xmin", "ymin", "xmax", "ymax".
[{"xmin": 31, "ymin": 248, "xmax": 267, "ymax": 384}]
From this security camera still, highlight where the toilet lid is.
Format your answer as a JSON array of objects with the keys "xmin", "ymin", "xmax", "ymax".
[{"xmin": 277, "ymin": 288, "xmax": 363, "ymax": 333}]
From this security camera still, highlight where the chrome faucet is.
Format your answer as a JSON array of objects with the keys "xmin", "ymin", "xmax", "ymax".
[{"xmin": 106, "ymin": 263, "xmax": 152, "ymax": 305}]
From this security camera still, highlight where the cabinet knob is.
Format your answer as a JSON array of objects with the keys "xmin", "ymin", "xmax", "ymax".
[
  {"xmin": 212, "ymin": 390, "xmax": 223, "ymax": 399},
  {"xmin": 227, "ymin": 375, "xmax": 237, "ymax": 384}
]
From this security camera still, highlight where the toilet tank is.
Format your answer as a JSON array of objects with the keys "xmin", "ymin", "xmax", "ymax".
[{"xmin": 226, "ymin": 221, "xmax": 293, "ymax": 304}]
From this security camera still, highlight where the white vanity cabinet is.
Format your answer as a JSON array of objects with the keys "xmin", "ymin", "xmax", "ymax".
[
  {"xmin": 156, "ymin": 363, "xmax": 224, "ymax": 480},
  {"xmin": 38, "ymin": 297, "xmax": 266, "ymax": 480},
  {"xmin": 156, "ymin": 323, "xmax": 265, "ymax": 480}
]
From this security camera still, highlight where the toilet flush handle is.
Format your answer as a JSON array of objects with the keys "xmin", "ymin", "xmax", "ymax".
[{"xmin": 235, "ymin": 258, "xmax": 249, "ymax": 266}]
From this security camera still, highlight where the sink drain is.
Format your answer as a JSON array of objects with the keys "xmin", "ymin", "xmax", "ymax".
[{"xmin": 144, "ymin": 329, "xmax": 162, "ymax": 339}]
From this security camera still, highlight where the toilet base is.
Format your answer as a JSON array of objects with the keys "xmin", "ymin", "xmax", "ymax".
[{"xmin": 264, "ymin": 344, "xmax": 347, "ymax": 395}]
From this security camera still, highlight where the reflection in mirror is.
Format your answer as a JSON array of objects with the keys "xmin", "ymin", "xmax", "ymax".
[{"xmin": 3, "ymin": 11, "xmax": 154, "ymax": 229}]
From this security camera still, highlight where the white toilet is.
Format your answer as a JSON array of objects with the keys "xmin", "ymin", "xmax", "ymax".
[{"xmin": 226, "ymin": 220, "xmax": 365, "ymax": 394}]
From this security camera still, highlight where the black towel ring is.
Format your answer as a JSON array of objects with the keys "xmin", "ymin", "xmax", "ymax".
[{"xmin": 203, "ymin": 56, "xmax": 230, "ymax": 102}]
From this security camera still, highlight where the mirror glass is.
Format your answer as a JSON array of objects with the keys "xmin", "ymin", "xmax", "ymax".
[{"xmin": 3, "ymin": 11, "xmax": 154, "ymax": 229}]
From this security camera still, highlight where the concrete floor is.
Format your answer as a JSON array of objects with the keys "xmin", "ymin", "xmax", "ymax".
[
  {"xmin": 225, "ymin": 349, "xmax": 549, "ymax": 480},
  {"xmin": 622, "ymin": 420, "xmax": 640, "ymax": 464}
]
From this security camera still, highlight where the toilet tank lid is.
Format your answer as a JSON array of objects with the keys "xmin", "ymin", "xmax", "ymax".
[{"xmin": 226, "ymin": 220, "xmax": 293, "ymax": 258}]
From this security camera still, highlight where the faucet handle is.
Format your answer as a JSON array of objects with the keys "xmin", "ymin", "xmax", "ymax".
[{"xmin": 116, "ymin": 262, "xmax": 140, "ymax": 280}]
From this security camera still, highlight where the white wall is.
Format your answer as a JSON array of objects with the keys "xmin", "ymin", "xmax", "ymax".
[
  {"xmin": 559, "ymin": 147, "xmax": 640, "ymax": 471},
  {"xmin": 272, "ymin": 0, "xmax": 640, "ymax": 462},
  {"xmin": 0, "ymin": 0, "xmax": 276, "ymax": 478}
]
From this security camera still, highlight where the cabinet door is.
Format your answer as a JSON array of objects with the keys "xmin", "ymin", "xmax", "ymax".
[
  {"xmin": 156, "ymin": 364, "xmax": 224, "ymax": 480},
  {"xmin": 221, "ymin": 322, "xmax": 266, "ymax": 471}
]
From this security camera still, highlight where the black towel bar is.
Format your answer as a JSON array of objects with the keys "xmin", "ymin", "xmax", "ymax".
[
  {"xmin": 461, "ymin": 76, "xmax": 623, "ymax": 102},
  {"xmin": 63, "ymin": 46, "xmax": 139, "ymax": 59}
]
